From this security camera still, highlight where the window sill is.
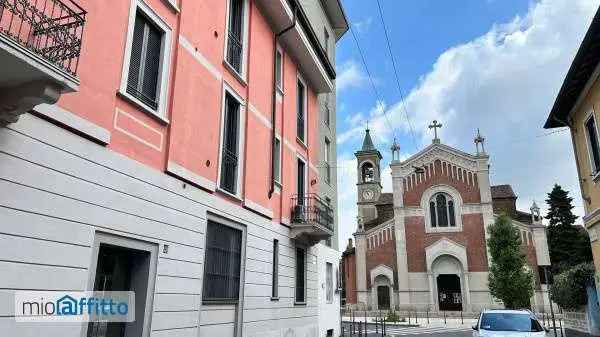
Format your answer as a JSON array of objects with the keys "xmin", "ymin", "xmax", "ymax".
[
  {"xmin": 296, "ymin": 138, "xmax": 308, "ymax": 150},
  {"xmin": 425, "ymin": 226, "xmax": 462, "ymax": 234},
  {"xmin": 294, "ymin": 301, "xmax": 307, "ymax": 306},
  {"xmin": 270, "ymin": 297, "xmax": 280, "ymax": 301},
  {"xmin": 223, "ymin": 60, "xmax": 247, "ymax": 87},
  {"xmin": 117, "ymin": 90, "xmax": 170, "ymax": 125},
  {"xmin": 162, "ymin": 0, "xmax": 180, "ymax": 13},
  {"xmin": 202, "ymin": 299, "xmax": 239, "ymax": 305},
  {"xmin": 593, "ymin": 171, "xmax": 600, "ymax": 183},
  {"xmin": 217, "ymin": 187, "xmax": 243, "ymax": 202}
]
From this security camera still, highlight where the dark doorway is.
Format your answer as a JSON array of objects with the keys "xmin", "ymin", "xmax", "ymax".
[
  {"xmin": 437, "ymin": 274, "xmax": 462, "ymax": 311},
  {"xmin": 377, "ymin": 285, "xmax": 390, "ymax": 310},
  {"xmin": 87, "ymin": 243, "xmax": 152, "ymax": 337}
]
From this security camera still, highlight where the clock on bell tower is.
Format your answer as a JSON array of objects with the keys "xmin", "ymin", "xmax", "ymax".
[{"xmin": 355, "ymin": 127, "xmax": 382, "ymax": 224}]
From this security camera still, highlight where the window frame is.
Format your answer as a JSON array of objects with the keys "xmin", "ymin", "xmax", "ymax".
[
  {"xmin": 271, "ymin": 239, "xmax": 279, "ymax": 300},
  {"xmin": 201, "ymin": 217, "xmax": 247, "ymax": 305},
  {"xmin": 296, "ymin": 74, "xmax": 308, "ymax": 146},
  {"xmin": 217, "ymin": 83, "xmax": 246, "ymax": 199},
  {"xmin": 422, "ymin": 186, "xmax": 463, "ymax": 233},
  {"xmin": 296, "ymin": 155, "xmax": 308, "ymax": 203},
  {"xmin": 223, "ymin": 0, "xmax": 250, "ymax": 81},
  {"xmin": 326, "ymin": 262, "xmax": 333, "ymax": 303},
  {"xmin": 274, "ymin": 135, "xmax": 282, "ymax": 186},
  {"xmin": 584, "ymin": 111, "xmax": 600, "ymax": 178},
  {"xmin": 324, "ymin": 137, "xmax": 331, "ymax": 184},
  {"xmin": 324, "ymin": 27, "xmax": 330, "ymax": 57},
  {"xmin": 275, "ymin": 47, "xmax": 284, "ymax": 92},
  {"xmin": 119, "ymin": 0, "xmax": 172, "ymax": 120},
  {"xmin": 294, "ymin": 245, "xmax": 307, "ymax": 305}
]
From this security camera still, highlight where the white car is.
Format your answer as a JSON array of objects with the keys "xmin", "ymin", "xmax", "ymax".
[{"xmin": 472, "ymin": 309, "xmax": 549, "ymax": 336}]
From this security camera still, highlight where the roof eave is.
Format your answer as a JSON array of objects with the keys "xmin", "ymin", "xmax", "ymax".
[{"xmin": 545, "ymin": 7, "xmax": 600, "ymax": 129}]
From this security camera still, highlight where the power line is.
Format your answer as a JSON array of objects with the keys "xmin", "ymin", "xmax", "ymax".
[
  {"xmin": 349, "ymin": 23, "xmax": 396, "ymax": 139},
  {"xmin": 375, "ymin": 0, "xmax": 418, "ymax": 151}
]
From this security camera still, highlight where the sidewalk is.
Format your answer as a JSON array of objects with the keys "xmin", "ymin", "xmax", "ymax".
[{"xmin": 342, "ymin": 316, "xmax": 476, "ymax": 329}]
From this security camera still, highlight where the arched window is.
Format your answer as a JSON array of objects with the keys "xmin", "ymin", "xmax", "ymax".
[
  {"xmin": 362, "ymin": 162, "xmax": 375, "ymax": 182},
  {"xmin": 429, "ymin": 193, "xmax": 456, "ymax": 227}
]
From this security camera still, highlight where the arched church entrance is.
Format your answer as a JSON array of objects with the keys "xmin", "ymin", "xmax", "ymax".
[
  {"xmin": 431, "ymin": 255, "xmax": 464, "ymax": 311},
  {"xmin": 377, "ymin": 285, "xmax": 390, "ymax": 309},
  {"xmin": 436, "ymin": 274, "xmax": 462, "ymax": 311}
]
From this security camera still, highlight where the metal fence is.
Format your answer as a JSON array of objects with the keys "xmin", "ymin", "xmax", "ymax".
[
  {"xmin": 291, "ymin": 193, "xmax": 334, "ymax": 231},
  {"xmin": 0, "ymin": 0, "xmax": 86, "ymax": 75}
]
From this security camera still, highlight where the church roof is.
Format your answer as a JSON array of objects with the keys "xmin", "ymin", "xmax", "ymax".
[
  {"xmin": 361, "ymin": 129, "xmax": 376, "ymax": 151},
  {"xmin": 491, "ymin": 184, "xmax": 516, "ymax": 199}
]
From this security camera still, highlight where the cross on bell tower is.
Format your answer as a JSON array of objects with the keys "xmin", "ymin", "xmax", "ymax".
[{"xmin": 428, "ymin": 120, "xmax": 443, "ymax": 144}]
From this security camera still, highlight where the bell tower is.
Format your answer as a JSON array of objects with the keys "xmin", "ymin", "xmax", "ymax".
[{"xmin": 355, "ymin": 127, "xmax": 382, "ymax": 225}]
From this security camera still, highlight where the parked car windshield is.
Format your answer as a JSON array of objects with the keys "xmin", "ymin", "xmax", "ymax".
[{"xmin": 480, "ymin": 313, "xmax": 544, "ymax": 332}]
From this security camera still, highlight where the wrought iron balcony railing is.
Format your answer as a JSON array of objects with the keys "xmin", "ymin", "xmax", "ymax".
[
  {"xmin": 291, "ymin": 193, "xmax": 334, "ymax": 232},
  {"xmin": 0, "ymin": 0, "xmax": 86, "ymax": 75}
]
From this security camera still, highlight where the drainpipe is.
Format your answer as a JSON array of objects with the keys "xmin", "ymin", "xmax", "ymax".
[{"xmin": 269, "ymin": 4, "xmax": 297, "ymax": 199}]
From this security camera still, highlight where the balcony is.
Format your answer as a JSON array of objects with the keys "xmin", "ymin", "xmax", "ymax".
[
  {"xmin": 0, "ymin": 0, "xmax": 86, "ymax": 125},
  {"xmin": 290, "ymin": 193, "xmax": 334, "ymax": 246}
]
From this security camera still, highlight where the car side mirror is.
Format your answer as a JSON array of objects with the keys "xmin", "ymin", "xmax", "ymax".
[{"xmin": 472, "ymin": 324, "xmax": 478, "ymax": 330}]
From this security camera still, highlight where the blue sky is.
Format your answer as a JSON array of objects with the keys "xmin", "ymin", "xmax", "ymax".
[{"xmin": 334, "ymin": 0, "xmax": 600, "ymax": 248}]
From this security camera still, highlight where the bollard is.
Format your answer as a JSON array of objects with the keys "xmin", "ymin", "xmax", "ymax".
[
  {"xmin": 358, "ymin": 321, "xmax": 362, "ymax": 337},
  {"xmin": 352, "ymin": 309, "xmax": 355, "ymax": 335},
  {"xmin": 426, "ymin": 308, "xmax": 429, "ymax": 325},
  {"xmin": 558, "ymin": 316, "xmax": 564, "ymax": 337},
  {"xmin": 383, "ymin": 315, "xmax": 386, "ymax": 336},
  {"xmin": 444, "ymin": 310, "xmax": 447, "ymax": 325},
  {"xmin": 408, "ymin": 310, "xmax": 411, "ymax": 325},
  {"xmin": 461, "ymin": 310, "xmax": 464, "ymax": 324},
  {"xmin": 375, "ymin": 315, "xmax": 378, "ymax": 334}
]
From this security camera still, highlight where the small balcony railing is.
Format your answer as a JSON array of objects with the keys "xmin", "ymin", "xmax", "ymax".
[
  {"xmin": 291, "ymin": 193, "xmax": 334, "ymax": 232},
  {"xmin": 0, "ymin": 0, "xmax": 86, "ymax": 75}
]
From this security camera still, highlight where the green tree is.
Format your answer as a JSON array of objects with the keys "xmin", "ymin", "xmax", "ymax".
[
  {"xmin": 488, "ymin": 215, "xmax": 534, "ymax": 309},
  {"xmin": 550, "ymin": 263, "xmax": 595, "ymax": 310},
  {"xmin": 545, "ymin": 184, "xmax": 593, "ymax": 273}
]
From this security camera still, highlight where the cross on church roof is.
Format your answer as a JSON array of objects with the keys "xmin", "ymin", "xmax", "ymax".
[
  {"xmin": 474, "ymin": 128, "xmax": 486, "ymax": 155},
  {"xmin": 428, "ymin": 120, "xmax": 442, "ymax": 144}
]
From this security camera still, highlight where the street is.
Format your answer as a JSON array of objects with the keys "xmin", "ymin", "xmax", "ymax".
[{"xmin": 342, "ymin": 322, "xmax": 472, "ymax": 337}]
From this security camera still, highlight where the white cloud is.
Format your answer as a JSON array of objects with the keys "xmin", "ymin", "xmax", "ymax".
[
  {"xmin": 337, "ymin": 0, "xmax": 598, "ymax": 248},
  {"xmin": 353, "ymin": 17, "xmax": 373, "ymax": 33},
  {"xmin": 336, "ymin": 60, "xmax": 369, "ymax": 92}
]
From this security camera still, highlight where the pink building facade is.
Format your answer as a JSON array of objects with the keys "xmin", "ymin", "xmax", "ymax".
[{"xmin": 0, "ymin": 0, "xmax": 347, "ymax": 336}]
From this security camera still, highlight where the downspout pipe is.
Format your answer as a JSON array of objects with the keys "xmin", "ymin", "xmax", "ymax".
[{"xmin": 269, "ymin": 4, "xmax": 297, "ymax": 199}]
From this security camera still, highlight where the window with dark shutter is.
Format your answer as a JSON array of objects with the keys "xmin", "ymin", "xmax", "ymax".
[
  {"xmin": 295, "ymin": 247, "xmax": 306, "ymax": 303},
  {"xmin": 127, "ymin": 12, "xmax": 163, "ymax": 110},
  {"xmin": 297, "ymin": 80, "xmax": 305, "ymax": 142},
  {"xmin": 275, "ymin": 50, "xmax": 283, "ymax": 89},
  {"xmin": 203, "ymin": 220, "xmax": 243, "ymax": 303},
  {"xmin": 220, "ymin": 93, "xmax": 240, "ymax": 194},
  {"xmin": 274, "ymin": 138, "xmax": 281, "ymax": 183},
  {"xmin": 227, "ymin": 0, "xmax": 244, "ymax": 73},
  {"xmin": 297, "ymin": 159, "xmax": 305, "ymax": 204},
  {"xmin": 586, "ymin": 115, "xmax": 600, "ymax": 173},
  {"xmin": 272, "ymin": 240, "xmax": 279, "ymax": 298}
]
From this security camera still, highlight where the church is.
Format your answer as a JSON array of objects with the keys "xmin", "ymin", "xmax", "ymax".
[{"xmin": 341, "ymin": 124, "xmax": 551, "ymax": 312}]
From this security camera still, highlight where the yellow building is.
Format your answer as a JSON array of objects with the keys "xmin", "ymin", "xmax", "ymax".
[{"xmin": 545, "ymin": 9, "xmax": 600, "ymax": 284}]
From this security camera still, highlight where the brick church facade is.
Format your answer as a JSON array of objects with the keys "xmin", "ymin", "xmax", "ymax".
[{"xmin": 341, "ymin": 128, "xmax": 551, "ymax": 312}]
